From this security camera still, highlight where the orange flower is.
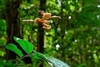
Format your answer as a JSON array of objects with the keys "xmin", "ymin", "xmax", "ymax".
[
  {"xmin": 37, "ymin": 18, "xmax": 49, "ymax": 24},
  {"xmin": 41, "ymin": 11, "xmax": 51, "ymax": 20},
  {"xmin": 42, "ymin": 14, "xmax": 51, "ymax": 20},
  {"xmin": 36, "ymin": 11, "xmax": 61, "ymax": 30},
  {"xmin": 43, "ymin": 23, "xmax": 51, "ymax": 30}
]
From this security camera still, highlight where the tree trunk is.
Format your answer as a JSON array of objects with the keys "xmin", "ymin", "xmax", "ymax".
[
  {"xmin": 37, "ymin": 0, "xmax": 46, "ymax": 54},
  {"xmin": 37, "ymin": 0, "xmax": 46, "ymax": 67},
  {"xmin": 5, "ymin": 0, "xmax": 21, "ymax": 60}
]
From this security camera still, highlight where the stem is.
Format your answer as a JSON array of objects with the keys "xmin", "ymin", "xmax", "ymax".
[{"xmin": 15, "ymin": 52, "xmax": 34, "ymax": 67}]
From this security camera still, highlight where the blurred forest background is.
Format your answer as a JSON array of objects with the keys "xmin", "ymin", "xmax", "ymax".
[{"xmin": 0, "ymin": 0, "xmax": 100, "ymax": 67}]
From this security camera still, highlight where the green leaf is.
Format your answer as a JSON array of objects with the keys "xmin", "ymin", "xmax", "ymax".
[
  {"xmin": 5, "ymin": 61, "xmax": 15, "ymax": 67},
  {"xmin": 32, "ymin": 50, "xmax": 47, "ymax": 60},
  {"xmin": 0, "ymin": 61, "xmax": 5, "ymax": 67},
  {"xmin": 32, "ymin": 51, "xmax": 69, "ymax": 67},
  {"xmin": 0, "ymin": 64, "xmax": 3, "ymax": 67},
  {"xmin": 46, "ymin": 57, "xmax": 70, "ymax": 67},
  {"xmin": 13, "ymin": 36, "xmax": 33, "ymax": 54},
  {"xmin": 5, "ymin": 43, "xmax": 23, "ymax": 57}
]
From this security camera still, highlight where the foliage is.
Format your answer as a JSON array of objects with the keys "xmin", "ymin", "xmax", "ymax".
[
  {"xmin": 6, "ymin": 43, "xmax": 23, "ymax": 57},
  {"xmin": 0, "ymin": 0, "xmax": 100, "ymax": 67},
  {"xmin": 5, "ymin": 36, "xmax": 69, "ymax": 67},
  {"xmin": 0, "ymin": 60, "xmax": 15, "ymax": 67},
  {"xmin": 13, "ymin": 36, "xmax": 33, "ymax": 54}
]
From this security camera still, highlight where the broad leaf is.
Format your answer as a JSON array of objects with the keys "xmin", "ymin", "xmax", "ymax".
[
  {"xmin": 46, "ymin": 57, "xmax": 70, "ymax": 67},
  {"xmin": 13, "ymin": 36, "xmax": 33, "ymax": 54},
  {"xmin": 5, "ymin": 43, "xmax": 23, "ymax": 57},
  {"xmin": 32, "ymin": 50, "xmax": 47, "ymax": 60},
  {"xmin": 32, "ymin": 51, "xmax": 70, "ymax": 67}
]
